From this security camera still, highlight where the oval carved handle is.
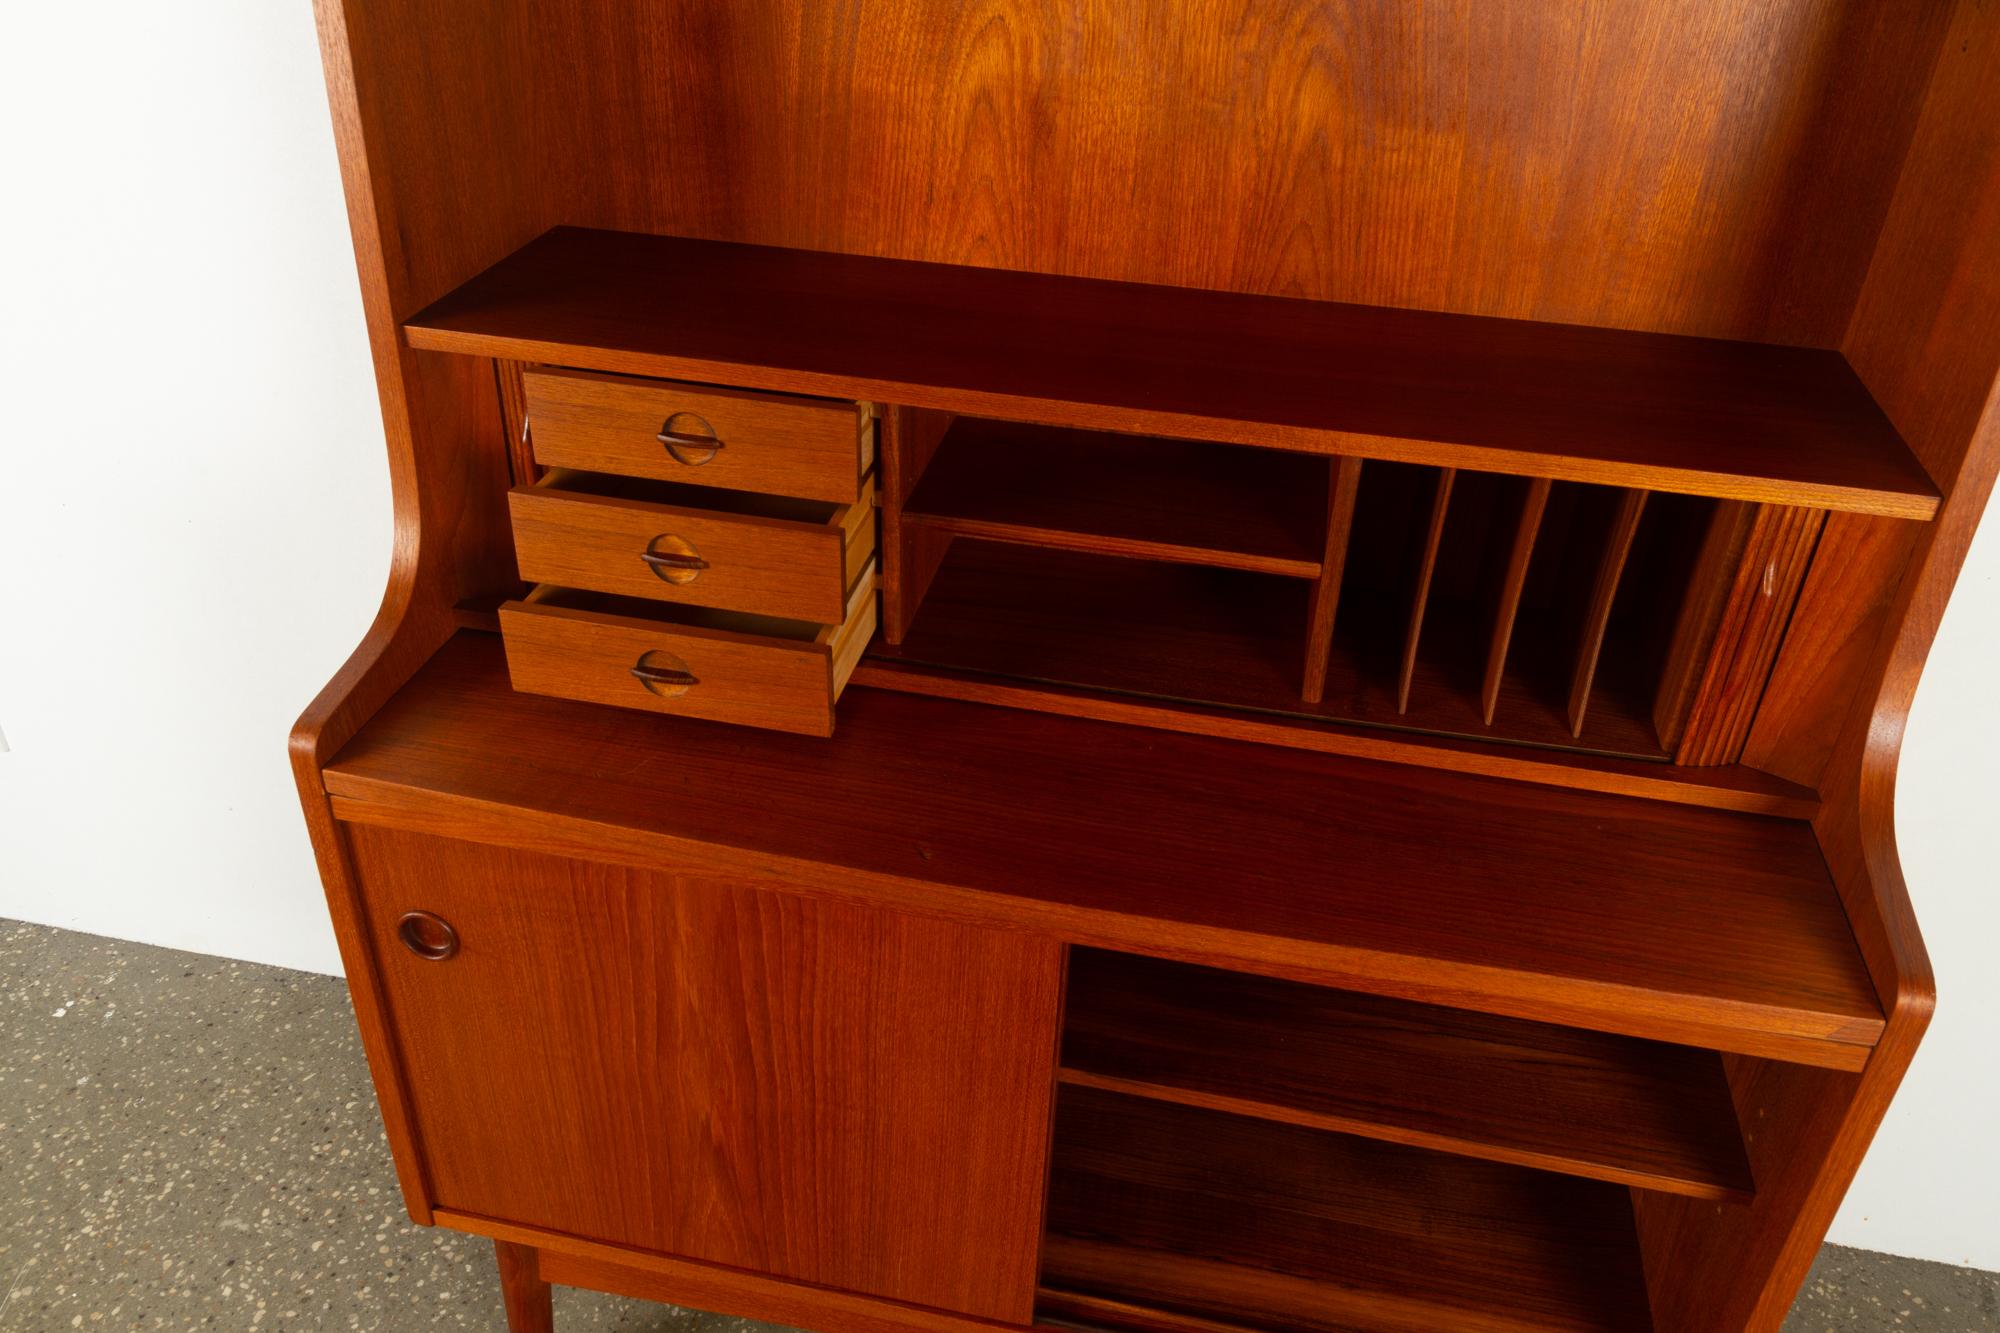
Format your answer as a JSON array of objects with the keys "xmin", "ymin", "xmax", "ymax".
[
  {"xmin": 640, "ymin": 534, "xmax": 709, "ymax": 585},
  {"xmin": 630, "ymin": 648, "xmax": 699, "ymax": 697},
  {"xmin": 397, "ymin": 910, "xmax": 459, "ymax": 962},
  {"xmin": 657, "ymin": 412, "xmax": 725, "ymax": 466}
]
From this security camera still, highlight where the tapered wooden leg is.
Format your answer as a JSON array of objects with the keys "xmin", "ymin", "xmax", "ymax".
[{"xmin": 496, "ymin": 1239, "xmax": 554, "ymax": 1332}]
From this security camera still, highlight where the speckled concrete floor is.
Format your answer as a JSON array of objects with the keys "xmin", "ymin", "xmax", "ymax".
[{"xmin": 2, "ymin": 920, "xmax": 1995, "ymax": 1332}]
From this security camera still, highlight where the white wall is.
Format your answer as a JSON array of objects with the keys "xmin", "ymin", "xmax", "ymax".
[
  {"xmin": 0, "ymin": 2, "xmax": 385, "ymax": 975},
  {"xmin": 0, "ymin": 0, "xmax": 1993, "ymax": 1275},
  {"xmin": 1832, "ymin": 510, "xmax": 2000, "ymax": 1269}
]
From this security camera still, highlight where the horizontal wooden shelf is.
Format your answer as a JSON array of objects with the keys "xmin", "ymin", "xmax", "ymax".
[
  {"xmin": 323, "ymin": 633, "xmax": 1882, "ymax": 1067},
  {"xmin": 846, "ymin": 660, "xmax": 1819, "ymax": 818},
  {"xmin": 1061, "ymin": 949, "xmax": 1752, "ymax": 1200},
  {"xmin": 1042, "ymin": 1086, "xmax": 1655, "ymax": 1333},
  {"xmin": 867, "ymin": 541, "xmax": 1669, "ymax": 760},
  {"xmin": 405, "ymin": 227, "xmax": 1938, "ymax": 518},
  {"xmin": 902, "ymin": 420, "xmax": 1328, "ymax": 578}
]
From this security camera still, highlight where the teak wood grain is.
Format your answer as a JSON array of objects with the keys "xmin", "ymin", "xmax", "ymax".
[
  {"xmin": 1396, "ymin": 468, "xmax": 1457, "ymax": 714},
  {"xmin": 499, "ymin": 574, "xmax": 874, "ymax": 736},
  {"xmin": 527, "ymin": 1, "xmax": 1948, "ymax": 349},
  {"xmin": 1480, "ymin": 478, "xmax": 1553, "ymax": 725},
  {"xmin": 509, "ymin": 470, "xmax": 875, "ymax": 623},
  {"xmin": 494, "ymin": 1241, "xmax": 553, "ymax": 1333},
  {"xmin": 1042, "ymin": 1087, "xmax": 1655, "ymax": 1333},
  {"xmin": 848, "ymin": 659, "xmax": 1817, "ymax": 818},
  {"xmin": 880, "ymin": 405, "xmax": 955, "ymax": 645},
  {"xmin": 1652, "ymin": 502, "xmax": 1758, "ymax": 751},
  {"xmin": 344, "ymin": 822, "xmax": 1063, "ymax": 1321},
  {"xmin": 495, "ymin": 360, "xmax": 537, "ymax": 489},
  {"xmin": 326, "ymin": 633, "xmax": 1882, "ymax": 1067},
  {"xmin": 1674, "ymin": 506, "xmax": 1828, "ymax": 766},
  {"xmin": 1740, "ymin": 512, "xmax": 1916, "ymax": 789},
  {"xmin": 868, "ymin": 541, "xmax": 1671, "ymax": 761},
  {"xmin": 523, "ymin": 367, "xmax": 869, "ymax": 506},
  {"xmin": 406, "ymin": 228, "xmax": 1938, "ymax": 519},
  {"xmin": 1060, "ymin": 949, "xmax": 1753, "ymax": 1201},
  {"xmin": 1301, "ymin": 458, "xmax": 1364, "ymax": 704},
  {"xmin": 1568, "ymin": 489, "xmax": 1649, "ymax": 737},
  {"xmin": 448, "ymin": 1214, "xmax": 1036, "ymax": 1333},
  {"xmin": 901, "ymin": 420, "xmax": 1326, "ymax": 579}
]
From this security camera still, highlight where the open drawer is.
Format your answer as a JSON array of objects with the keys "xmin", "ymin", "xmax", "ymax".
[
  {"xmin": 498, "ymin": 564, "xmax": 877, "ymax": 736},
  {"xmin": 510, "ymin": 469, "xmax": 877, "ymax": 622}
]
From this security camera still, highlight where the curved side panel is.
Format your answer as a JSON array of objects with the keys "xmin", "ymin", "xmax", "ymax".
[
  {"xmin": 292, "ymin": 0, "xmax": 551, "ymax": 1222},
  {"xmin": 1635, "ymin": 3, "xmax": 2000, "ymax": 1325}
]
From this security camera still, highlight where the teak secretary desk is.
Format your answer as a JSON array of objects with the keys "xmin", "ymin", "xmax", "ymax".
[{"xmin": 294, "ymin": 2, "xmax": 1999, "ymax": 1330}]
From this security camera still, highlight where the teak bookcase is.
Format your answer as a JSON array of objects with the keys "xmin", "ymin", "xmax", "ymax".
[{"xmin": 295, "ymin": 4, "xmax": 1999, "ymax": 1331}]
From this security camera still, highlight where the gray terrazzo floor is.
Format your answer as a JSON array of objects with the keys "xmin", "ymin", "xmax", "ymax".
[{"xmin": 2, "ymin": 919, "xmax": 1995, "ymax": 1332}]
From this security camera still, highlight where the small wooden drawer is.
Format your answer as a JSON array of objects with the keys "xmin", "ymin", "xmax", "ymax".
[
  {"xmin": 524, "ymin": 367, "xmax": 874, "ymax": 504},
  {"xmin": 499, "ymin": 564, "xmax": 877, "ymax": 736},
  {"xmin": 510, "ymin": 469, "xmax": 877, "ymax": 623}
]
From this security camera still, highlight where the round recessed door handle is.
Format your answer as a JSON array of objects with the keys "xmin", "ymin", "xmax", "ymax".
[
  {"xmin": 630, "ymin": 648, "xmax": 698, "ymax": 697},
  {"xmin": 397, "ymin": 911, "xmax": 459, "ymax": 962},
  {"xmin": 657, "ymin": 412, "xmax": 725, "ymax": 466},
  {"xmin": 640, "ymin": 534, "xmax": 709, "ymax": 585}
]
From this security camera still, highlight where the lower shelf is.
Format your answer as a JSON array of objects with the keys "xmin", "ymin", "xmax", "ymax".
[
  {"xmin": 1061, "ymin": 949, "xmax": 1753, "ymax": 1201},
  {"xmin": 1041, "ymin": 1086, "xmax": 1656, "ymax": 1333}
]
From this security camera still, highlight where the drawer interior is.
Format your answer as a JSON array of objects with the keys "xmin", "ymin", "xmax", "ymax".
[
  {"xmin": 522, "ymin": 584, "xmax": 831, "ymax": 644},
  {"xmin": 534, "ymin": 469, "xmax": 855, "ymax": 527}
]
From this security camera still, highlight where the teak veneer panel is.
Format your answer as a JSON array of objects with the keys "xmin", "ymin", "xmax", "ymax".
[
  {"xmin": 1480, "ymin": 478, "xmax": 1554, "ymax": 724},
  {"xmin": 405, "ymin": 228, "xmax": 1938, "ymax": 519},
  {"xmin": 902, "ymin": 420, "xmax": 1326, "ymax": 578},
  {"xmin": 524, "ymin": 0, "xmax": 1949, "ymax": 349},
  {"xmin": 509, "ymin": 471, "xmax": 874, "ymax": 624},
  {"xmin": 868, "ymin": 541, "xmax": 1671, "ymax": 761},
  {"xmin": 345, "ymin": 823, "xmax": 1061, "ymax": 1321},
  {"xmin": 1396, "ymin": 468, "xmax": 1457, "ymax": 713},
  {"xmin": 1569, "ymin": 489, "xmax": 1650, "ymax": 737},
  {"xmin": 1302, "ymin": 458, "xmax": 1365, "ymax": 704},
  {"xmin": 1675, "ymin": 506, "xmax": 1829, "ymax": 766},
  {"xmin": 1042, "ymin": 1087, "xmax": 1655, "ymax": 1333},
  {"xmin": 848, "ymin": 658, "xmax": 1817, "ymax": 819},
  {"xmin": 1060, "ymin": 950, "xmax": 1753, "ymax": 1201},
  {"xmin": 326, "ymin": 633, "xmax": 1882, "ymax": 1067}
]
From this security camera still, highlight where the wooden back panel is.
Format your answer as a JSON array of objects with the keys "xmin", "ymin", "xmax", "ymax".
[{"xmin": 526, "ymin": 0, "xmax": 1951, "ymax": 344}]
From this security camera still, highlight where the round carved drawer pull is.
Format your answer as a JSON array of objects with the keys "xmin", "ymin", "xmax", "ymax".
[
  {"xmin": 640, "ymin": 534, "xmax": 709, "ymax": 585},
  {"xmin": 656, "ymin": 412, "xmax": 725, "ymax": 466},
  {"xmin": 397, "ymin": 911, "xmax": 459, "ymax": 962},
  {"xmin": 630, "ymin": 649, "xmax": 698, "ymax": 697}
]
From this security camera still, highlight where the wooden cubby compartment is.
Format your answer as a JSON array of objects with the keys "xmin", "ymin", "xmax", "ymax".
[
  {"xmin": 1059, "ymin": 950, "xmax": 1753, "ymax": 1201},
  {"xmin": 1043, "ymin": 950, "xmax": 1766, "ymax": 1333},
  {"xmin": 871, "ymin": 414, "xmax": 1820, "ymax": 764},
  {"xmin": 1041, "ymin": 1086, "xmax": 1657, "ymax": 1333}
]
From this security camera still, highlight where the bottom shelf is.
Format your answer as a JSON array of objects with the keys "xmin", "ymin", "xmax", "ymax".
[{"xmin": 1041, "ymin": 1087, "xmax": 1654, "ymax": 1333}]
